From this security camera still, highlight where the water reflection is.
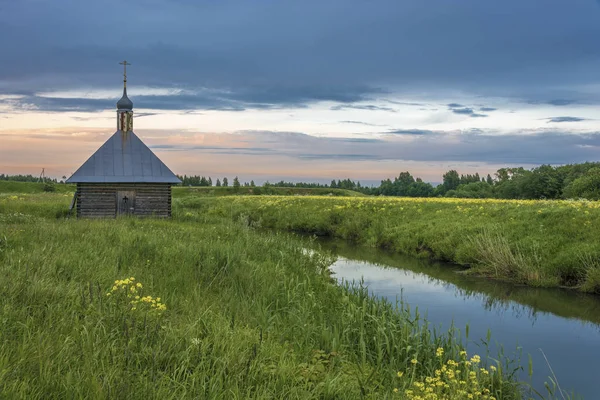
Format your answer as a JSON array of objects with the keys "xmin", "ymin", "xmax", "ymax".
[{"xmin": 316, "ymin": 238, "xmax": 600, "ymax": 399}]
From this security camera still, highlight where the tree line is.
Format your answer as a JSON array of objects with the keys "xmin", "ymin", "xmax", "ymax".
[
  {"xmin": 4, "ymin": 161, "xmax": 600, "ymax": 200},
  {"xmin": 0, "ymin": 174, "xmax": 59, "ymax": 183},
  {"xmin": 175, "ymin": 162, "xmax": 600, "ymax": 200},
  {"xmin": 365, "ymin": 162, "xmax": 600, "ymax": 200}
]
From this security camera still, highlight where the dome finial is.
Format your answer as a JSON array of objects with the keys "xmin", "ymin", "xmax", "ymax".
[
  {"xmin": 119, "ymin": 60, "xmax": 130, "ymax": 87},
  {"xmin": 117, "ymin": 60, "xmax": 133, "ymax": 110}
]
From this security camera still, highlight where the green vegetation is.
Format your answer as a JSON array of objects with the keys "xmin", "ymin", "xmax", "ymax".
[
  {"xmin": 174, "ymin": 185, "xmax": 365, "ymax": 197},
  {"xmin": 7, "ymin": 159, "xmax": 600, "ymax": 200},
  {"xmin": 0, "ymin": 180, "xmax": 74, "ymax": 194},
  {"xmin": 173, "ymin": 161, "xmax": 600, "ymax": 201},
  {"xmin": 182, "ymin": 195, "xmax": 600, "ymax": 293},
  {"xmin": 366, "ymin": 163, "xmax": 600, "ymax": 200},
  {"xmin": 0, "ymin": 173, "xmax": 62, "ymax": 183},
  {"xmin": 0, "ymin": 180, "xmax": 363, "ymax": 198},
  {"xmin": 1, "ymin": 188, "xmax": 550, "ymax": 399}
]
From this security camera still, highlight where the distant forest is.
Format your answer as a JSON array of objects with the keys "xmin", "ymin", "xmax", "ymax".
[
  {"xmin": 3, "ymin": 162, "xmax": 600, "ymax": 200},
  {"xmin": 176, "ymin": 162, "xmax": 600, "ymax": 200},
  {"xmin": 0, "ymin": 174, "xmax": 59, "ymax": 183}
]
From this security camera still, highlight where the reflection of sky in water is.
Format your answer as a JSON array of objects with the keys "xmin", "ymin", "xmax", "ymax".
[{"xmin": 331, "ymin": 258, "xmax": 600, "ymax": 399}]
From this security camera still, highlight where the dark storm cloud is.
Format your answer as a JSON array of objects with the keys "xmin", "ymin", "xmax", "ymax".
[
  {"xmin": 546, "ymin": 116, "xmax": 588, "ymax": 123},
  {"xmin": 2, "ymin": 0, "xmax": 600, "ymax": 110}
]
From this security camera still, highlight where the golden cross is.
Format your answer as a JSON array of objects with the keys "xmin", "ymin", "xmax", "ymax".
[{"xmin": 119, "ymin": 60, "xmax": 131, "ymax": 83}]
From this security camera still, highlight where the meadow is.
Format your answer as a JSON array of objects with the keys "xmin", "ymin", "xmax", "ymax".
[
  {"xmin": 175, "ymin": 186, "xmax": 366, "ymax": 197},
  {"xmin": 178, "ymin": 195, "xmax": 600, "ymax": 293},
  {"xmin": 0, "ymin": 183, "xmax": 588, "ymax": 398}
]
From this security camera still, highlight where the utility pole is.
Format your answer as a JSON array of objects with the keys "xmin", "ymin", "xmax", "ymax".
[{"xmin": 39, "ymin": 168, "xmax": 45, "ymax": 183}]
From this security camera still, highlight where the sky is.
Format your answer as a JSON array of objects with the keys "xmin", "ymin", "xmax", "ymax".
[{"xmin": 1, "ymin": 0, "xmax": 600, "ymax": 185}]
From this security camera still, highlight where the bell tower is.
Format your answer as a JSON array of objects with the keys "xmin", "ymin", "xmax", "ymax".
[{"xmin": 116, "ymin": 60, "xmax": 133, "ymax": 132}]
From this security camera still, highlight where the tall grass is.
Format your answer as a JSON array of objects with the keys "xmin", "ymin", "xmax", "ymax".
[
  {"xmin": 0, "ymin": 191, "xmax": 541, "ymax": 398},
  {"xmin": 182, "ymin": 195, "xmax": 600, "ymax": 293}
]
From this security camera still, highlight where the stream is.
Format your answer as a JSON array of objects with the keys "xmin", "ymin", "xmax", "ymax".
[{"xmin": 317, "ymin": 238, "xmax": 600, "ymax": 399}]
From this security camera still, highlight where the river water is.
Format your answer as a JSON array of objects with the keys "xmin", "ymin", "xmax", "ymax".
[{"xmin": 318, "ymin": 238, "xmax": 600, "ymax": 399}]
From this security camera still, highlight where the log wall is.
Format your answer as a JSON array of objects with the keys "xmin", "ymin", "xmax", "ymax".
[{"xmin": 76, "ymin": 183, "xmax": 172, "ymax": 218}]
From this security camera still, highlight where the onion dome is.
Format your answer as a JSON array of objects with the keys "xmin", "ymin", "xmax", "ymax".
[{"xmin": 117, "ymin": 87, "xmax": 133, "ymax": 110}]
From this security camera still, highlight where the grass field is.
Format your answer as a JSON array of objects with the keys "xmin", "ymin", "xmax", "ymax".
[
  {"xmin": 174, "ymin": 185, "xmax": 366, "ymax": 197},
  {"xmin": 0, "ymin": 184, "xmax": 555, "ymax": 399},
  {"xmin": 0, "ymin": 181, "xmax": 75, "ymax": 194},
  {"xmin": 178, "ymin": 195, "xmax": 600, "ymax": 293}
]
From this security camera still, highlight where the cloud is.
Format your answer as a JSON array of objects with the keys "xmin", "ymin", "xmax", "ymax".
[
  {"xmin": 5, "ymin": 127, "xmax": 600, "ymax": 184},
  {"xmin": 10, "ymin": 127, "xmax": 600, "ymax": 166},
  {"xmin": 135, "ymin": 112, "xmax": 159, "ymax": 118},
  {"xmin": 451, "ymin": 107, "xmax": 475, "ymax": 115},
  {"xmin": 296, "ymin": 153, "xmax": 382, "ymax": 161},
  {"xmin": 387, "ymin": 129, "xmax": 436, "ymax": 135},
  {"xmin": 448, "ymin": 106, "xmax": 488, "ymax": 118},
  {"xmin": 330, "ymin": 104, "xmax": 396, "ymax": 112},
  {"xmin": 149, "ymin": 144, "xmax": 275, "ymax": 156},
  {"xmin": 479, "ymin": 107, "xmax": 497, "ymax": 112},
  {"xmin": 547, "ymin": 99, "xmax": 578, "ymax": 106},
  {"xmin": 384, "ymin": 100, "xmax": 426, "ymax": 106},
  {"xmin": 546, "ymin": 116, "xmax": 588, "ymax": 123},
  {"xmin": 2, "ymin": 0, "xmax": 599, "ymax": 110},
  {"xmin": 447, "ymin": 103, "xmax": 464, "ymax": 108},
  {"xmin": 1, "ymin": 84, "xmax": 385, "ymax": 113},
  {"xmin": 528, "ymin": 99, "xmax": 582, "ymax": 107},
  {"xmin": 340, "ymin": 120, "xmax": 387, "ymax": 127}
]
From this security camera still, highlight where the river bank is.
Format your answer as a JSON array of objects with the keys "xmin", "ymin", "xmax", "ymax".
[
  {"xmin": 0, "ymin": 190, "xmax": 528, "ymax": 398},
  {"xmin": 179, "ymin": 196, "xmax": 600, "ymax": 293},
  {"xmin": 315, "ymin": 237, "xmax": 597, "ymax": 398}
]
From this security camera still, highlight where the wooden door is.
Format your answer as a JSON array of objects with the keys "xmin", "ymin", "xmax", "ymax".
[{"xmin": 117, "ymin": 191, "xmax": 136, "ymax": 216}]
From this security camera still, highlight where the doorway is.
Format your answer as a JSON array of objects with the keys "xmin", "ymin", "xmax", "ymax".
[{"xmin": 117, "ymin": 191, "xmax": 136, "ymax": 216}]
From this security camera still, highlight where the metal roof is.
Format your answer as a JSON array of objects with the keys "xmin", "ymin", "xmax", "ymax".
[{"xmin": 66, "ymin": 130, "xmax": 181, "ymax": 184}]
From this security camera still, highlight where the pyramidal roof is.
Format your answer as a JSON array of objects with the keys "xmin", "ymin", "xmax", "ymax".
[{"xmin": 66, "ymin": 130, "xmax": 181, "ymax": 183}]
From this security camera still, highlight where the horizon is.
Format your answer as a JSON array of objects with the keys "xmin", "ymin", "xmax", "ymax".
[{"xmin": 2, "ymin": 1, "xmax": 600, "ymax": 182}]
